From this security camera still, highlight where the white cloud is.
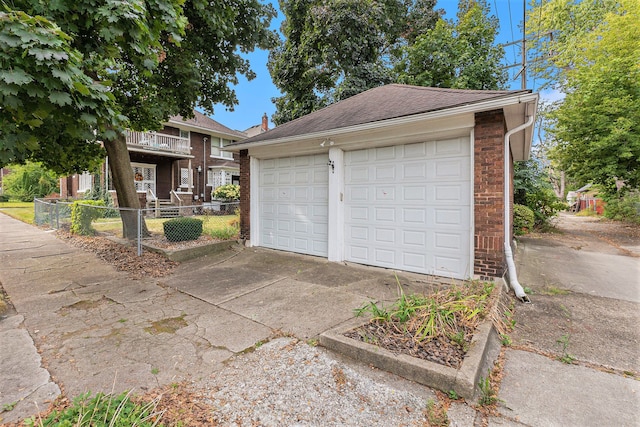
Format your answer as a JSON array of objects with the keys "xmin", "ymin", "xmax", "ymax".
[{"xmin": 540, "ymin": 88, "xmax": 565, "ymax": 104}]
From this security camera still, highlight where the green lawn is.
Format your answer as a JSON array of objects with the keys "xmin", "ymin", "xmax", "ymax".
[
  {"xmin": 93, "ymin": 215, "xmax": 238, "ymax": 237},
  {"xmin": 0, "ymin": 201, "xmax": 35, "ymax": 224}
]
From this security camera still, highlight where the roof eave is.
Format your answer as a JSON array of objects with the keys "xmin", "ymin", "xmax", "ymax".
[{"xmin": 227, "ymin": 91, "xmax": 538, "ymax": 152}]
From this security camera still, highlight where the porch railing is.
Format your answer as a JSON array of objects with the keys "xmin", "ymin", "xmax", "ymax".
[{"xmin": 126, "ymin": 130, "xmax": 191, "ymax": 155}]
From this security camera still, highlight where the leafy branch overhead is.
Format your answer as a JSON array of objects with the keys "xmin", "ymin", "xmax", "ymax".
[{"xmin": 2, "ymin": 0, "xmax": 276, "ymax": 238}]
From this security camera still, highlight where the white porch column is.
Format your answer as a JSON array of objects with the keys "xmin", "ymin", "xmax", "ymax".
[
  {"xmin": 188, "ymin": 159, "xmax": 193, "ymax": 189},
  {"xmin": 327, "ymin": 147, "xmax": 344, "ymax": 262}
]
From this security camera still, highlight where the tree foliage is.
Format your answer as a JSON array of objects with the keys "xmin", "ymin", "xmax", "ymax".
[
  {"xmin": 396, "ymin": 0, "xmax": 506, "ymax": 89},
  {"xmin": 268, "ymin": 0, "xmax": 444, "ymax": 125},
  {"xmin": 2, "ymin": 0, "xmax": 276, "ymax": 237},
  {"xmin": 2, "ymin": 161, "xmax": 58, "ymax": 201},
  {"xmin": 527, "ymin": 0, "xmax": 640, "ymax": 196}
]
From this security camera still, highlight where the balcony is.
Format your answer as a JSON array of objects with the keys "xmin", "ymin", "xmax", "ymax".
[{"xmin": 126, "ymin": 131, "xmax": 191, "ymax": 156}]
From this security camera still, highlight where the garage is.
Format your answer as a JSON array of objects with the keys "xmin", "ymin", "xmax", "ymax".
[
  {"xmin": 233, "ymin": 84, "xmax": 538, "ymax": 280},
  {"xmin": 344, "ymin": 138, "xmax": 472, "ymax": 278},
  {"xmin": 258, "ymin": 153, "xmax": 329, "ymax": 257}
]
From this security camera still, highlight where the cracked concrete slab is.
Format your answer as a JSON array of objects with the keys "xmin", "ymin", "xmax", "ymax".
[
  {"xmin": 0, "ymin": 315, "xmax": 60, "ymax": 425},
  {"xmin": 497, "ymin": 350, "xmax": 640, "ymax": 427},
  {"xmin": 219, "ymin": 278, "xmax": 367, "ymax": 339}
]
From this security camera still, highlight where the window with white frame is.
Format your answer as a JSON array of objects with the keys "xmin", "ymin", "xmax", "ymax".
[
  {"xmin": 78, "ymin": 171, "xmax": 93, "ymax": 193},
  {"xmin": 210, "ymin": 137, "xmax": 234, "ymax": 159},
  {"xmin": 132, "ymin": 163, "xmax": 156, "ymax": 193},
  {"xmin": 179, "ymin": 129, "xmax": 190, "ymax": 140},
  {"xmin": 180, "ymin": 167, "xmax": 192, "ymax": 189},
  {"xmin": 207, "ymin": 169, "xmax": 233, "ymax": 190}
]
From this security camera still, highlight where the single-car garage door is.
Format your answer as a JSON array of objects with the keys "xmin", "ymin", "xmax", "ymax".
[
  {"xmin": 259, "ymin": 154, "xmax": 329, "ymax": 257},
  {"xmin": 344, "ymin": 138, "xmax": 471, "ymax": 278}
]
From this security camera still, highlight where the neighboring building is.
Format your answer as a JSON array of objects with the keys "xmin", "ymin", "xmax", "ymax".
[
  {"xmin": 244, "ymin": 113, "xmax": 270, "ymax": 138},
  {"xmin": 60, "ymin": 111, "xmax": 245, "ymax": 206},
  {"xmin": 228, "ymin": 84, "xmax": 538, "ymax": 281}
]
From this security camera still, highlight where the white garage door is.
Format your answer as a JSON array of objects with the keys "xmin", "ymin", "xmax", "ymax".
[
  {"xmin": 344, "ymin": 138, "xmax": 471, "ymax": 278},
  {"xmin": 259, "ymin": 154, "xmax": 329, "ymax": 257}
]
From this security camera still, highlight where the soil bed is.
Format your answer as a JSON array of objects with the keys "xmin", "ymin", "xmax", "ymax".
[
  {"xmin": 342, "ymin": 280, "xmax": 502, "ymax": 370},
  {"xmin": 344, "ymin": 325, "xmax": 468, "ymax": 368}
]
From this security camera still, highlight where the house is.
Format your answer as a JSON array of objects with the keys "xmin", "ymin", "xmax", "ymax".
[
  {"xmin": 244, "ymin": 113, "xmax": 270, "ymax": 138},
  {"xmin": 60, "ymin": 111, "xmax": 246, "ymax": 206},
  {"xmin": 228, "ymin": 84, "xmax": 538, "ymax": 281}
]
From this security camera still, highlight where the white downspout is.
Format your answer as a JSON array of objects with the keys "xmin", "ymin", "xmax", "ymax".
[{"xmin": 504, "ymin": 115, "xmax": 535, "ymax": 303}]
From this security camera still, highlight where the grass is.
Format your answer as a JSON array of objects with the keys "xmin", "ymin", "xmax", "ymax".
[
  {"xmin": 24, "ymin": 391, "xmax": 163, "ymax": 427},
  {"xmin": 93, "ymin": 215, "xmax": 237, "ymax": 239},
  {"xmin": 354, "ymin": 278, "xmax": 495, "ymax": 346},
  {"xmin": 477, "ymin": 370, "xmax": 500, "ymax": 406},
  {"xmin": 0, "ymin": 201, "xmax": 35, "ymax": 224}
]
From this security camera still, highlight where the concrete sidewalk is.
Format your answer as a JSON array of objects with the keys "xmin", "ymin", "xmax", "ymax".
[{"xmin": 1, "ymin": 212, "xmax": 638, "ymax": 426}]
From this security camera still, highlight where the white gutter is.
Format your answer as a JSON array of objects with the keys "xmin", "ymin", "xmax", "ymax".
[
  {"xmin": 504, "ymin": 114, "xmax": 535, "ymax": 303},
  {"xmin": 228, "ymin": 92, "xmax": 539, "ymax": 151}
]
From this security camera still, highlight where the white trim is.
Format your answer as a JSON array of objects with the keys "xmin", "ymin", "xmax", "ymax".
[
  {"xmin": 327, "ymin": 147, "xmax": 344, "ymax": 262},
  {"xmin": 249, "ymin": 156, "xmax": 260, "ymax": 248},
  {"xmin": 228, "ymin": 93, "xmax": 539, "ymax": 151},
  {"xmin": 469, "ymin": 127, "xmax": 476, "ymax": 279}
]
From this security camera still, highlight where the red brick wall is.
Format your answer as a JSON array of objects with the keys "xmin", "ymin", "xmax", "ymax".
[
  {"xmin": 474, "ymin": 110, "xmax": 507, "ymax": 279},
  {"xmin": 239, "ymin": 149, "xmax": 250, "ymax": 241}
]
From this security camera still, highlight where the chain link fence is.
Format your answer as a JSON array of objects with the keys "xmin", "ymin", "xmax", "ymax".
[{"xmin": 34, "ymin": 198, "xmax": 240, "ymax": 256}]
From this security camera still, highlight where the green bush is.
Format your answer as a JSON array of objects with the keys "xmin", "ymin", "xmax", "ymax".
[
  {"xmin": 525, "ymin": 188, "xmax": 566, "ymax": 227},
  {"xmin": 163, "ymin": 217, "xmax": 203, "ymax": 242},
  {"xmin": 212, "ymin": 184, "xmax": 240, "ymax": 201},
  {"xmin": 70, "ymin": 200, "xmax": 105, "ymax": 235},
  {"xmin": 604, "ymin": 193, "xmax": 640, "ymax": 224},
  {"xmin": 513, "ymin": 204, "xmax": 535, "ymax": 235},
  {"xmin": 0, "ymin": 194, "xmax": 9, "ymax": 202},
  {"xmin": 2, "ymin": 162, "xmax": 58, "ymax": 202}
]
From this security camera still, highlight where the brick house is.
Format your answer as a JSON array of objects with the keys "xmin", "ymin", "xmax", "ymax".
[
  {"xmin": 60, "ymin": 111, "xmax": 246, "ymax": 206},
  {"xmin": 228, "ymin": 84, "xmax": 538, "ymax": 280}
]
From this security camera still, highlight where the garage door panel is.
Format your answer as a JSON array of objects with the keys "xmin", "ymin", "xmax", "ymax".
[
  {"xmin": 259, "ymin": 154, "xmax": 328, "ymax": 257},
  {"xmin": 345, "ymin": 138, "xmax": 471, "ymax": 278}
]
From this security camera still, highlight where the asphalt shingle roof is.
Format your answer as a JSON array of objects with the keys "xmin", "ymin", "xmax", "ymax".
[
  {"xmin": 232, "ymin": 84, "xmax": 530, "ymax": 145},
  {"xmin": 170, "ymin": 110, "xmax": 246, "ymax": 139}
]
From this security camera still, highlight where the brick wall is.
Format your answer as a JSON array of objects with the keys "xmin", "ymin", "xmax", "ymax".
[
  {"xmin": 474, "ymin": 110, "xmax": 507, "ymax": 279},
  {"xmin": 239, "ymin": 149, "xmax": 250, "ymax": 241}
]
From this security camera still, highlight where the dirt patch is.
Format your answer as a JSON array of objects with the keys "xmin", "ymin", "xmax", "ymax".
[
  {"xmin": 144, "ymin": 316, "xmax": 188, "ymax": 335},
  {"xmin": 0, "ymin": 283, "xmax": 17, "ymax": 317},
  {"xmin": 56, "ymin": 230, "xmax": 179, "ymax": 279}
]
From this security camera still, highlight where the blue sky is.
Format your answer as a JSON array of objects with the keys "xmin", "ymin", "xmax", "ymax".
[{"xmin": 211, "ymin": 0, "xmax": 551, "ymax": 132}]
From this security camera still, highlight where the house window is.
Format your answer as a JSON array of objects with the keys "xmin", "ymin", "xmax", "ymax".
[
  {"xmin": 207, "ymin": 170, "xmax": 233, "ymax": 190},
  {"xmin": 179, "ymin": 130, "xmax": 190, "ymax": 140},
  {"xmin": 180, "ymin": 168, "xmax": 192, "ymax": 188},
  {"xmin": 210, "ymin": 137, "xmax": 233, "ymax": 159},
  {"xmin": 132, "ymin": 163, "xmax": 156, "ymax": 193},
  {"xmin": 78, "ymin": 172, "xmax": 93, "ymax": 193}
]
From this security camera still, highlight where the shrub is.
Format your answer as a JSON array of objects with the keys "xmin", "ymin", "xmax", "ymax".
[
  {"xmin": 0, "ymin": 194, "xmax": 9, "ymax": 202},
  {"xmin": 70, "ymin": 200, "xmax": 105, "ymax": 235},
  {"xmin": 2, "ymin": 162, "xmax": 58, "ymax": 202},
  {"xmin": 525, "ymin": 188, "xmax": 566, "ymax": 227},
  {"xmin": 163, "ymin": 217, "xmax": 203, "ymax": 242},
  {"xmin": 212, "ymin": 184, "xmax": 240, "ymax": 201},
  {"xmin": 513, "ymin": 204, "xmax": 535, "ymax": 235},
  {"xmin": 604, "ymin": 193, "xmax": 640, "ymax": 224}
]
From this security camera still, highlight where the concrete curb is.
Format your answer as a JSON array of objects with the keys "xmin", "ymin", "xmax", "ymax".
[
  {"xmin": 142, "ymin": 240, "xmax": 239, "ymax": 262},
  {"xmin": 319, "ymin": 286, "xmax": 504, "ymax": 401}
]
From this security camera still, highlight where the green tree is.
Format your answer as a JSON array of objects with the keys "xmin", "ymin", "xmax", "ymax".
[
  {"xmin": 2, "ymin": 162, "xmax": 58, "ymax": 202},
  {"xmin": 396, "ymin": 0, "xmax": 506, "ymax": 89},
  {"xmin": 1, "ymin": 1, "xmax": 276, "ymax": 238},
  {"xmin": 269, "ymin": 0, "xmax": 443, "ymax": 125},
  {"xmin": 527, "ymin": 0, "xmax": 639, "ymax": 196}
]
